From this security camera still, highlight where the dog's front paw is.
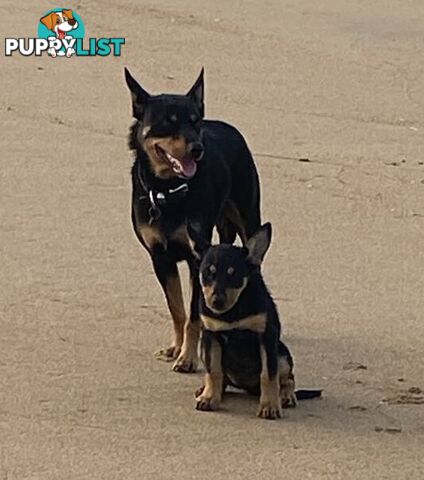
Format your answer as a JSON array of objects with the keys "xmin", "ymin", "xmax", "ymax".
[
  {"xmin": 172, "ymin": 351, "xmax": 198, "ymax": 373},
  {"xmin": 66, "ymin": 47, "xmax": 75, "ymax": 57},
  {"xmin": 195, "ymin": 394, "xmax": 220, "ymax": 412},
  {"xmin": 48, "ymin": 47, "xmax": 57, "ymax": 57},
  {"xmin": 155, "ymin": 345, "xmax": 181, "ymax": 362},
  {"xmin": 257, "ymin": 401, "xmax": 282, "ymax": 420}
]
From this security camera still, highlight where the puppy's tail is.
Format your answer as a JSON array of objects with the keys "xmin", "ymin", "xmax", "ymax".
[{"xmin": 295, "ymin": 389, "xmax": 323, "ymax": 401}]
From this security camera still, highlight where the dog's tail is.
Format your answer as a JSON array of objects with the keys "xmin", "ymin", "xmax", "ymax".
[{"xmin": 295, "ymin": 389, "xmax": 323, "ymax": 401}]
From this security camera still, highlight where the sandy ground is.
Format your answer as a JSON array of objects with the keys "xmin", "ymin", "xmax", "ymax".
[{"xmin": 1, "ymin": 1, "xmax": 424, "ymax": 478}]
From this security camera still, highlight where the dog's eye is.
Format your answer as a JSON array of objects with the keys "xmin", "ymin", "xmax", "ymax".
[
  {"xmin": 169, "ymin": 114, "xmax": 177, "ymax": 123},
  {"xmin": 209, "ymin": 265, "xmax": 216, "ymax": 274},
  {"xmin": 190, "ymin": 114, "xmax": 199, "ymax": 125},
  {"xmin": 56, "ymin": 18, "xmax": 61, "ymax": 24},
  {"xmin": 227, "ymin": 267, "xmax": 234, "ymax": 275}
]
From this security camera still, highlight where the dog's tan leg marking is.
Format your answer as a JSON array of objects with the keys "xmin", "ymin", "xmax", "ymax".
[
  {"xmin": 155, "ymin": 274, "xmax": 186, "ymax": 361},
  {"xmin": 137, "ymin": 224, "xmax": 185, "ymax": 361},
  {"xmin": 224, "ymin": 200, "xmax": 247, "ymax": 245},
  {"xmin": 173, "ymin": 255, "xmax": 201, "ymax": 373},
  {"xmin": 172, "ymin": 320, "xmax": 200, "ymax": 373},
  {"xmin": 138, "ymin": 224, "xmax": 165, "ymax": 252},
  {"xmin": 257, "ymin": 344, "xmax": 282, "ymax": 420},
  {"xmin": 279, "ymin": 356, "xmax": 297, "ymax": 408},
  {"xmin": 194, "ymin": 378, "xmax": 228, "ymax": 398},
  {"xmin": 161, "ymin": 224, "xmax": 194, "ymax": 360},
  {"xmin": 166, "ymin": 275, "xmax": 186, "ymax": 351},
  {"xmin": 196, "ymin": 338, "xmax": 223, "ymax": 411}
]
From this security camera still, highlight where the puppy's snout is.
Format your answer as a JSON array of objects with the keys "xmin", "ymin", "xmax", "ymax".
[
  {"xmin": 212, "ymin": 293, "xmax": 226, "ymax": 311},
  {"xmin": 68, "ymin": 18, "xmax": 76, "ymax": 26},
  {"xmin": 188, "ymin": 141, "xmax": 204, "ymax": 161}
]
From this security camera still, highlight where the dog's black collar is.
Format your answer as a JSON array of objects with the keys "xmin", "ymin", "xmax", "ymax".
[{"xmin": 136, "ymin": 161, "xmax": 189, "ymax": 225}]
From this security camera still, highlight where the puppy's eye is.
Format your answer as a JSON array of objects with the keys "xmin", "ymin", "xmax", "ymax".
[
  {"xmin": 209, "ymin": 265, "xmax": 216, "ymax": 274},
  {"xmin": 227, "ymin": 267, "xmax": 234, "ymax": 275},
  {"xmin": 190, "ymin": 114, "xmax": 199, "ymax": 124},
  {"xmin": 56, "ymin": 18, "xmax": 61, "ymax": 24},
  {"xmin": 169, "ymin": 114, "xmax": 177, "ymax": 123}
]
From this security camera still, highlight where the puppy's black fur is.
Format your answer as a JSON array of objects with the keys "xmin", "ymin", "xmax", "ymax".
[
  {"xmin": 125, "ymin": 68, "xmax": 261, "ymax": 373},
  {"xmin": 191, "ymin": 223, "xmax": 322, "ymax": 419}
]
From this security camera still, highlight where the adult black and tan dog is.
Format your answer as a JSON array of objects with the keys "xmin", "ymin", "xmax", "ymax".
[
  {"xmin": 124, "ymin": 68, "xmax": 261, "ymax": 372},
  {"xmin": 190, "ymin": 223, "xmax": 321, "ymax": 419}
]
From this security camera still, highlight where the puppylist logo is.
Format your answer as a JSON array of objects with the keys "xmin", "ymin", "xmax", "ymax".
[{"xmin": 5, "ymin": 8, "xmax": 125, "ymax": 57}]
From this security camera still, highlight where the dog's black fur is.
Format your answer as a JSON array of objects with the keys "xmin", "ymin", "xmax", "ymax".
[
  {"xmin": 191, "ymin": 223, "xmax": 322, "ymax": 419},
  {"xmin": 125, "ymin": 68, "xmax": 261, "ymax": 372}
]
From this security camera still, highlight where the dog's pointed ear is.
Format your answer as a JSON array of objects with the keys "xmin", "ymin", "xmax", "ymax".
[
  {"xmin": 187, "ymin": 67, "xmax": 204, "ymax": 118},
  {"xmin": 40, "ymin": 12, "xmax": 57, "ymax": 32},
  {"xmin": 187, "ymin": 221, "xmax": 210, "ymax": 259},
  {"xmin": 246, "ymin": 223, "xmax": 272, "ymax": 266},
  {"xmin": 124, "ymin": 68, "xmax": 150, "ymax": 120},
  {"xmin": 62, "ymin": 9, "xmax": 74, "ymax": 19}
]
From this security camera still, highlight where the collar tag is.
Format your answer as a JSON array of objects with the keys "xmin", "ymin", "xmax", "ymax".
[
  {"xmin": 155, "ymin": 192, "xmax": 166, "ymax": 206},
  {"xmin": 148, "ymin": 190, "xmax": 161, "ymax": 225}
]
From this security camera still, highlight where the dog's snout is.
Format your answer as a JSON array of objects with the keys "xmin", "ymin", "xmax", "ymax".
[
  {"xmin": 188, "ymin": 141, "xmax": 204, "ymax": 160},
  {"xmin": 212, "ymin": 293, "xmax": 226, "ymax": 311},
  {"xmin": 68, "ymin": 18, "xmax": 76, "ymax": 26}
]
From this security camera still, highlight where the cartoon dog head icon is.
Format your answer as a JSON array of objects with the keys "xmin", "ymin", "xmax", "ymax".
[{"xmin": 40, "ymin": 9, "xmax": 78, "ymax": 39}]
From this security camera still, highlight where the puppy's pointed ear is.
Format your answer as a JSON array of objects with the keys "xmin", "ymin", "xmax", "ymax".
[
  {"xmin": 62, "ymin": 9, "xmax": 74, "ymax": 20},
  {"xmin": 40, "ymin": 12, "xmax": 57, "ymax": 32},
  {"xmin": 124, "ymin": 68, "xmax": 150, "ymax": 120},
  {"xmin": 187, "ymin": 221, "xmax": 210, "ymax": 259},
  {"xmin": 246, "ymin": 223, "xmax": 272, "ymax": 266},
  {"xmin": 187, "ymin": 67, "xmax": 204, "ymax": 117}
]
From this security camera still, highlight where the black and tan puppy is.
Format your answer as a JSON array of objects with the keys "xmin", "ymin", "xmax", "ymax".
[
  {"xmin": 191, "ymin": 223, "xmax": 321, "ymax": 419},
  {"xmin": 125, "ymin": 68, "xmax": 261, "ymax": 373}
]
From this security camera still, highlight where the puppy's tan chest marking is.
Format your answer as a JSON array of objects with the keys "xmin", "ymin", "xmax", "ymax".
[{"xmin": 200, "ymin": 313, "xmax": 267, "ymax": 333}]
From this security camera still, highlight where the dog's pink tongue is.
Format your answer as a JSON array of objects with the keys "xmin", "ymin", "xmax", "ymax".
[
  {"xmin": 179, "ymin": 158, "xmax": 197, "ymax": 178},
  {"xmin": 58, "ymin": 30, "xmax": 65, "ymax": 39}
]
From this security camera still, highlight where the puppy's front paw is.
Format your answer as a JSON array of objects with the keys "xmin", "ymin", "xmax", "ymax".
[
  {"xmin": 195, "ymin": 394, "xmax": 220, "ymax": 412},
  {"xmin": 66, "ymin": 47, "xmax": 75, "ymax": 57},
  {"xmin": 280, "ymin": 382, "xmax": 297, "ymax": 409},
  {"xmin": 281, "ymin": 392, "xmax": 297, "ymax": 409},
  {"xmin": 257, "ymin": 401, "xmax": 282, "ymax": 420},
  {"xmin": 48, "ymin": 47, "xmax": 57, "ymax": 57},
  {"xmin": 172, "ymin": 352, "xmax": 198, "ymax": 373}
]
